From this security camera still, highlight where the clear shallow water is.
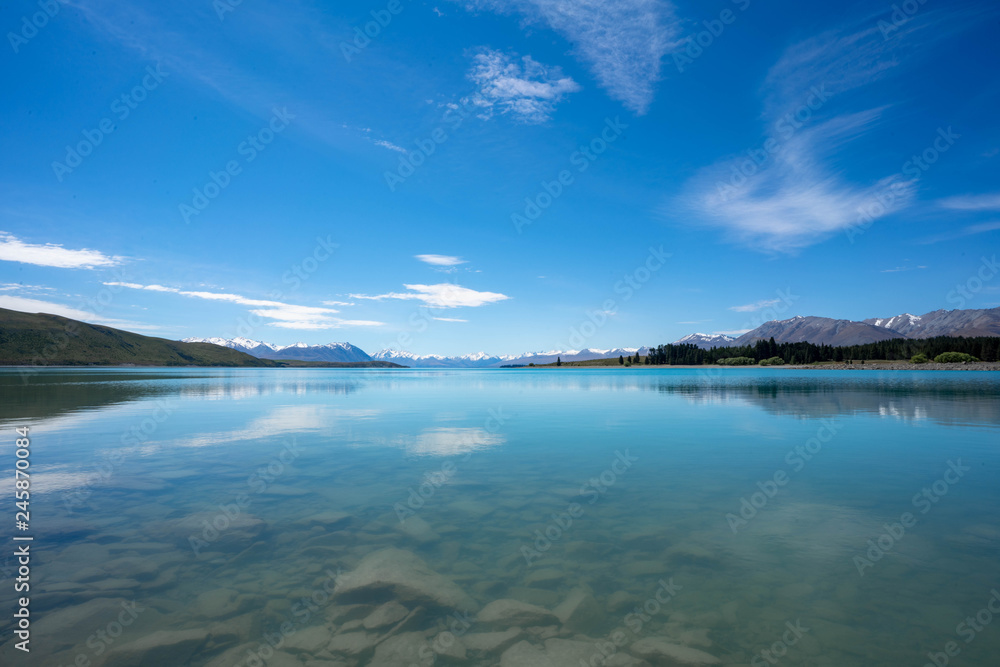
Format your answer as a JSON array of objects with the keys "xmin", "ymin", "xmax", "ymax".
[{"xmin": 0, "ymin": 368, "xmax": 998, "ymax": 666}]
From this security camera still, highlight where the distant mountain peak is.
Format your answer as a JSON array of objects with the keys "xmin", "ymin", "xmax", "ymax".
[{"xmin": 183, "ymin": 337, "xmax": 371, "ymax": 363}]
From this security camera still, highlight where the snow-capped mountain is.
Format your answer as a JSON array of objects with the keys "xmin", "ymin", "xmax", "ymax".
[
  {"xmin": 865, "ymin": 313, "xmax": 922, "ymax": 333},
  {"xmin": 672, "ymin": 333, "xmax": 736, "ymax": 349},
  {"xmin": 864, "ymin": 308, "xmax": 1000, "ymax": 338},
  {"xmin": 183, "ymin": 338, "xmax": 371, "ymax": 363},
  {"xmin": 732, "ymin": 316, "xmax": 901, "ymax": 347},
  {"xmin": 370, "ymin": 347, "xmax": 649, "ymax": 368}
]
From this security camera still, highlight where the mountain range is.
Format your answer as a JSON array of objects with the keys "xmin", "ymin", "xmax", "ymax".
[
  {"xmin": 184, "ymin": 306, "xmax": 1000, "ymax": 365},
  {"xmin": 182, "ymin": 337, "xmax": 372, "ymax": 363}
]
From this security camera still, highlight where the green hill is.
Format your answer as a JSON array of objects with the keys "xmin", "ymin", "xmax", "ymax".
[{"xmin": 0, "ymin": 307, "xmax": 275, "ymax": 367}]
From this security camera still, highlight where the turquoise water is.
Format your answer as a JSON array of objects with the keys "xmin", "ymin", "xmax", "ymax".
[{"xmin": 0, "ymin": 368, "xmax": 998, "ymax": 666}]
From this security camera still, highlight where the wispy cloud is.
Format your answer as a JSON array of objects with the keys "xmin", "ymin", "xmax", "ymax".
[
  {"xmin": 104, "ymin": 282, "xmax": 383, "ymax": 330},
  {"xmin": 464, "ymin": 48, "xmax": 580, "ymax": 123},
  {"xmin": 351, "ymin": 283, "xmax": 510, "ymax": 308},
  {"xmin": 881, "ymin": 265, "xmax": 927, "ymax": 273},
  {"xmin": 416, "ymin": 254, "xmax": 467, "ymax": 267},
  {"xmin": 676, "ymin": 16, "xmax": 941, "ymax": 252},
  {"xmin": 917, "ymin": 221, "xmax": 1000, "ymax": 245},
  {"xmin": 714, "ymin": 328, "xmax": 751, "ymax": 336},
  {"xmin": 0, "ymin": 232, "xmax": 124, "ymax": 269},
  {"xmin": 374, "ymin": 139, "xmax": 407, "ymax": 153},
  {"xmin": 455, "ymin": 0, "xmax": 679, "ymax": 114},
  {"xmin": 937, "ymin": 193, "xmax": 1000, "ymax": 211},
  {"xmin": 432, "ymin": 317, "xmax": 468, "ymax": 322},
  {"xmin": 0, "ymin": 295, "xmax": 160, "ymax": 330},
  {"xmin": 729, "ymin": 299, "xmax": 782, "ymax": 313}
]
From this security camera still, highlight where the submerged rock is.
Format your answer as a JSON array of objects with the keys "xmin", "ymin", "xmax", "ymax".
[
  {"xmin": 463, "ymin": 628, "xmax": 525, "ymax": 654},
  {"xmin": 369, "ymin": 631, "xmax": 432, "ymax": 667},
  {"xmin": 362, "ymin": 601, "xmax": 410, "ymax": 629},
  {"xmin": 554, "ymin": 588, "xmax": 604, "ymax": 634},
  {"xmin": 101, "ymin": 629, "xmax": 210, "ymax": 667},
  {"xmin": 327, "ymin": 631, "xmax": 375, "ymax": 656},
  {"xmin": 395, "ymin": 514, "xmax": 440, "ymax": 543},
  {"xmin": 477, "ymin": 599, "xmax": 559, "ymax": 628},
  {"xmin": 500, "ymin": 640, "xmax": 552, "ymax": 667},
  {"xmin": 283, "ymin": 624, "xmax": 335, "ymax": 654},
  {"xmin": 334, "ymin": 548, "xmax": 478, "ymax": 611},
  {"xmin": 629, "ymin": 637, "xmax": 721, "ymax": 665}
]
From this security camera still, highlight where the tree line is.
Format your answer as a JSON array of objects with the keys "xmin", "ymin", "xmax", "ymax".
[{"xmin": 642, "ymin": 336, "xmax": 1000, "ymax": 365}]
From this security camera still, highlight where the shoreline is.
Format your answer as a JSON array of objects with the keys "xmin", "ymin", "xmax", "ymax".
[{"xmin": 523, "ymin": 362, "xmax": 1000, "ymax": 371}]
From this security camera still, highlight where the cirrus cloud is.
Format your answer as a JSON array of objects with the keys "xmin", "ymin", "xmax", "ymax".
[
  {"xmin": 464, "ymin": 48, "xmax": 580, "ymax": 123},
  {"xmin": 104, "ymin": 282, "xmax": 383, "ymax": 330},
  {"xmin": 0, "ymin": 232, "xmax": 124, "ymax": 269},
  {"xmin": 351, "ymin": 283, "xmax": 510, "ymax": 308}
]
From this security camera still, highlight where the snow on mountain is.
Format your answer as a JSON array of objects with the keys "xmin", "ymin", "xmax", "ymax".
[
  {"xmin": 672, "ymin": 333, "xmax": 736, "ymax": 349},
  {"xmin": 183, "ymin": 338, "xmax": 371, "ymax": 363},
  {"xmin": 369, "ymin": 347, "xmax": 648, "ymax": 367},
  {"xmin": 865, "ymin": 313, "xmax": 922, "ymax": 333}
]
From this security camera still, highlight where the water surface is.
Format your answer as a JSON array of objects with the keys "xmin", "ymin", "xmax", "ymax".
[{"xmin": 0, "ymin": 368, "xmax": 998, "ymax": 666}]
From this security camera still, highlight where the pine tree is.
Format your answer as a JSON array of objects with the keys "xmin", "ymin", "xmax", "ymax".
[
  {"xmin": 556, "ymin": 357, "xmax": 562, "ymax": 366},
  {"xmin": 619, "ymin": 355, "xmax": 624, "ymax": 365}
]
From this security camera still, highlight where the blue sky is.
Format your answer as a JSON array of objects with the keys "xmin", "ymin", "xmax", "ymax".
[{"xmin": 1, "ymin": 0, "xmax": 998, "ymax": 355}]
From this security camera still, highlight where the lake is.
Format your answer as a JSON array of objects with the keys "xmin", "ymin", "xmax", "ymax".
[{"xmin": 1, "ymin": 368, "xmax": 998, "ymax": 666}]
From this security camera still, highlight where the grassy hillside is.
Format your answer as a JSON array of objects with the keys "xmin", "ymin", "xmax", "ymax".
[{"xmin": 0, "ymin": 308, "xmax": 279, "ymax": 367}]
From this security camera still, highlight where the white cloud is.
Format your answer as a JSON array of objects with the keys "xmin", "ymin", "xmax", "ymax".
[
  {"xmin": 0, "ymin": 232, "xmax": 124, "ymax": 269},
  {"xmin": 374, "ymin": 139, "xmax": 407, "ymax": 153},
  {"xmin": 918, "ymin": 221, "xmax": 1000, "ymax": 244},
  {"xmin": 464, "ymin": 49, "xmax": 580, "ymax": 123},
  {"xmin": 729, "ymin": 299, "xmax": 781, "ymax": 313},
  {"xmin": 416, "ymin": 254, "xmax": 467, "ymax": 266},
  {"xmin": 677, "ymin": 20, "xmax": 931, "ymax": 252},
  {"xmin": 432, "ymin": 317, "xmax": 468, "ymax": 322},
  {"xmin": 937, "ymin": 194, "xmax": 1000, "ymax": 211},
  {"xmin": 104, "ymin": 282, "xmax": 384, "ymax": 330},
  {"xmin": 0, "ymin": 295, "xmax": 161, "ymax": 330},
  {"xmin": 410, "ymin": 427, "xmax": 504, "ymax": 457},
  {"xmin": 881, "ymin": 265, "xmax": 927, "ymax": 273},
  {"xmin": 351, "ymin": 283, "xmax": 510, "ymax": 308},
  {"xmin": 714, "ymin": 329, "xmax": 752, "ymax": 336},
  {"xmin": 455, "ymin": 0, "xmax": 678, "ymax": 114}
]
